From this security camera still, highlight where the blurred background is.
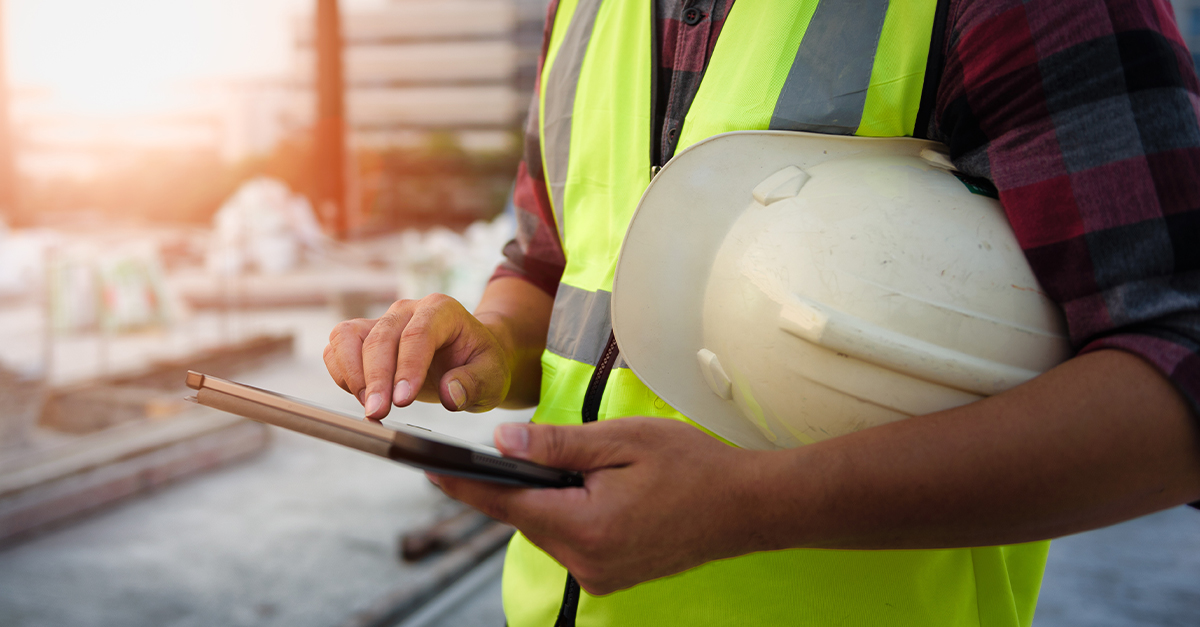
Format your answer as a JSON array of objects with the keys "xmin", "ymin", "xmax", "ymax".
[{"xmin": 0, "ymin": 1, "xmax": 1196, "ymax": 626}]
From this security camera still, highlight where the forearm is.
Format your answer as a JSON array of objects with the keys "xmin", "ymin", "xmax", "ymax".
[
  {"xmin": 474, "ymin": 276, "xmax": 554, "ymax": 408},
  {"xmin": 749, "ymin": 349, "xmax": 1200, "ymax": 551}
]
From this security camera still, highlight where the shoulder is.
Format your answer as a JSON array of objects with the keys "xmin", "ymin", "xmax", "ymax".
[
  {"xmin": 945, "ymin": 0, "xmax": 1191, "ymax": 72},
  {"xmin": 935, "ymin": 0, "xmax": 1198, "ymax": 172}
]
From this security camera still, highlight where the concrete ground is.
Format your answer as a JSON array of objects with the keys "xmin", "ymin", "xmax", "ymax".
[
  {"xmin": 395, "ymin": 549, "xmax": 506, "ymax": 627},
  {"xmin": 1036, "ymin": 505, "xmax": 1200, "ymax": 627}
]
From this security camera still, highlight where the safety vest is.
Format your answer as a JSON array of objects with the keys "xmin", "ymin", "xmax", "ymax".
[{"xmin": 504, "ymin": 1, "xmax": 1049, "ymax": 626}]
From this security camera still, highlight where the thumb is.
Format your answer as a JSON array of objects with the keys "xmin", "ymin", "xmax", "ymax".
[
  {"xmin": 494, "ymin": 422, "xmax": 629, "ymax": 471},
  {"xmin": 440, "ymin": 360, "xmax": 507, "ymax": 412}
]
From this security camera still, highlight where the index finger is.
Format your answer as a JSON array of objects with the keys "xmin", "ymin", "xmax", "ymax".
[
  {"xmin": 325, "ymin": 318, "xmax": 376, "ymax": 403},
  {"xmin": 392, "ymin": 294, "xmax": 467, "ymax": 406},
  {"xmin": 360, "ymin": 300, "xmax": 419, "ymax": 419}
]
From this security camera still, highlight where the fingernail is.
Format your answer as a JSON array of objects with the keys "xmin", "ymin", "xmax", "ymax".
[
  {"xmin": 393, "ymin": 380, "xmax": 411, "ymax": 405},
  {"xmin": 425, "ymin": 472, "xmax": 441, "ymax": 487},
  {"xmin": 365, "ymin": 393, "xmax": 383, "ymax": 417},
  {"xmin": 496, "ymin": 423, "xmax": 530, "ymax": 456},
  {"xmin": 448, "ymin": 379, "xmax": 466, "ymax": 410},
  {"xmin": 356, "ymin": 389, "xmax": 366, "ymax": 406}
]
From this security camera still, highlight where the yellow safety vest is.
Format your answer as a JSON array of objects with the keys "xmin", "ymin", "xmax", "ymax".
[{"xmin": 504, "ymin": 1, "xmax": 1049, "ymax": 625}]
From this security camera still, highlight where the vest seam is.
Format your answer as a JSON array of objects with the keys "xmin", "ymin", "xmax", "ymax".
[
  {"xmin": 913, "ymin": 0, "xmax": 951, "ymax": 139},
  {"xmin": 554, "ymin": 331, "xmax": 619, "ymax": 626}
]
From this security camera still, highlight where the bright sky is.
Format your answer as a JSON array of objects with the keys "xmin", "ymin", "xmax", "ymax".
[{"xmin": 5, "ymin": 0, "xmax": 383, "ymax": 116}]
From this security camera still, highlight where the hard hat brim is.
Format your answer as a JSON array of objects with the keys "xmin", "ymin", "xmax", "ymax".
[{"xmin": 612, "ymin": 131, "xmax": 949, "ymax": 450}]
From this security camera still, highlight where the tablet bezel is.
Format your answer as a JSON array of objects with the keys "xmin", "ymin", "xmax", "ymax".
[{"xmin": 185, "ymin": 371, "xmax": 583, "ymax": 488}]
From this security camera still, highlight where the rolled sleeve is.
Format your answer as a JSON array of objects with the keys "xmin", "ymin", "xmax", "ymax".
[
  {"xmin": 937, "ymin": 0, "xmax": 1200, "ymax": 414},
  {"xmin": 489, "ymin": 0, "xmax": 566, "ymax": 298},
  {"xmin": 490, "ymin": 159, "xmax": 566, "ymax": 297}
]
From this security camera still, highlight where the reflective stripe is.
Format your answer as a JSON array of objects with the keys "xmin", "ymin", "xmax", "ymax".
[
  {"xmin": 769, "ymin": 0, "xmax": 891, "ymax": 135},
  {"xmin": 543, "ymin": 0, "xmax": 604, "ymax": 238},
  {"xmin": 546, "ymin": 283, "xmax": 613, "ymax": 366}
]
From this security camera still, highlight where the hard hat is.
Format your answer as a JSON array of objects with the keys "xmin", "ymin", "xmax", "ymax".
[{"xmin": 612, "ymin": 131, "xmax": 1070, "ymax": 450}]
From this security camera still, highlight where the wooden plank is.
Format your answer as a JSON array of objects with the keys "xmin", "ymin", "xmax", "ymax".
[
  {"xmin": 170, "ymin": 268, "xmax": 399, "ymax": 309},
  {"xmin": 351, "ymin": 129, "xmax": 516, "ymax": 152},
  {"xmin": 348, "ymin": 86, "xmax": 522, "ymax": 127},
  {"xmin": 294, "ymin": 41, "xmax": 519, "ymax": 85},
  {"xmin": 0, "ymin": 410, "xmax": 268, "ymax": 545},
  {"xmin": 295, "ymin": 0, "xmax": 517, "ymax": 44},
  {"xmin": 40, "ymin": 386, "xmax": 192, "ymax": 434},
  {"xmin": 338, "ymin": 522, "xmax": 514, "ymax": 627}
]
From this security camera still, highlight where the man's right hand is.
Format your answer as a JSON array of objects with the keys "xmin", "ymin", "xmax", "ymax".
[
  {"xmin": 323, "ymin": 277, "xmax": 555, "ymax": 420},
  {"xmin": 324, "ymin": 293, "xmax": 515, "ymax": 420}
]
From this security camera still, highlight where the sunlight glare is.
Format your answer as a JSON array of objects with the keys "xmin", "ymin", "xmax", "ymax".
[{"xmin": 6, "ymin": 0, "xmax": 318, "ymax": 116}]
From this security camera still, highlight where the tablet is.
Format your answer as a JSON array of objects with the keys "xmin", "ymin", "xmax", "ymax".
[{"xmin": 185, "ymin": 371, "xmax": 583, "ymax": 488}]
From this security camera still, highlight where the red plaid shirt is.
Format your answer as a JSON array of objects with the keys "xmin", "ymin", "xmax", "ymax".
[{"xmin": 493, "ymin": 0, "xmax": 1200, "ymax": 415}]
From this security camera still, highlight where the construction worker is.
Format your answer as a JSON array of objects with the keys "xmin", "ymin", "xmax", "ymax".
[{"xmin": 324, "ymin": 0, "xmax": 1200, "ymax": 624}]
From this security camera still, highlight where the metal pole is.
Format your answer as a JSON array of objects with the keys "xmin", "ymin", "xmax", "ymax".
[
  {"xmin": 0, "ymin": 0, "xmax": 18, "ymax": 222},
  {"xmin": 315, "ymin": 0, "xmax": 348, "ymax": 239}
]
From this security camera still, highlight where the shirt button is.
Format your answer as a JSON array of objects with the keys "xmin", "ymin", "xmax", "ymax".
[{"xmin": 683, "ymin": 8, "xmax": 703, "ymax": 25}]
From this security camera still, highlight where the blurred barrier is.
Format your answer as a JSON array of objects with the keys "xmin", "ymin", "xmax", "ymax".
[
  {"xmin": 49, "ymin": 245, "xmax": 176, "ymax": 335},
  {"xmin": 40, "ymin": 334, "xmax": 293, "ymax": 433}
]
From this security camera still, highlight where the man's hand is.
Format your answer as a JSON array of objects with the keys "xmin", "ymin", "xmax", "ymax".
[
  {"xmin": 324, "ymin": 294, "xmax": 514, "ymax": 418},
  {"xmin": 430, "ymin": 418, "xmax": 766, "ymax": 596},
  {"xmin": 323, "ymin": 277, "xmax": 554, "ymax": 419}
]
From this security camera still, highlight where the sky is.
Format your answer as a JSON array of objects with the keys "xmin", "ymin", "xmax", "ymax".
[{"xmin": 5, "ymin": 0, "xmax": 383, "ymax": 116}]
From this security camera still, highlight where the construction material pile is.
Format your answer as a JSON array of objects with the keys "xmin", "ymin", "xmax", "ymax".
[
  {"xmin": 206, "ymin": 177, "xmax": 326, "ymax": 276},
  {"xmin": 394, "ymin": 212, "xmax": 515, "ymax": 312}
]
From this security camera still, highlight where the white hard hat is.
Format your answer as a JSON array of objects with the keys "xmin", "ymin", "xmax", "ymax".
[{"xmin": 612, "ymin": 131, "xmax": 1070, "ymax": 450}]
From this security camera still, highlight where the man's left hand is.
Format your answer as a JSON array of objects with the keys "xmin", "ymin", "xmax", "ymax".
[{"xmin": 429, "ymin": 418, "xmax": 765, "ymax": 596}]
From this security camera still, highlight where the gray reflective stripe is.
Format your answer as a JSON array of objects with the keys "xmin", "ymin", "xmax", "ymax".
[
  {"xmin": 769, "ymin": 0, "xmax": 890, "ymax": 135},
  {"xmin": 543, "ymin": 0, "xmax": 604, "ymax": 238},
  {"xmin": 546, "ymin": 284, "xmax": 613, "ymax": 367}
]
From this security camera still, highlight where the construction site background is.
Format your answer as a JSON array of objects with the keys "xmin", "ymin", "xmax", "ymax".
[{"xmin": 0, "ymin": 1, "xmax": 1197, "ymax": 627}]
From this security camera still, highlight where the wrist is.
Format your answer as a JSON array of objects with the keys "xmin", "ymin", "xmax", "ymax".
[
  {"xmin": 730, "ymin": 444, "xmax": 832, "ymax": 555},
  {"xmin": 472, "ymin": 277, "xmax": 554, "ymax": 408},
  {"xmin": 473, "ymin": 309, "xmax": 518, "ymax": 368}
]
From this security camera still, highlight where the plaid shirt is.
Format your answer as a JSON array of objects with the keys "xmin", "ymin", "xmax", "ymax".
[{"xmin": 494, "ymin": 0, "xmax": 1200, "ymax": 415}]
